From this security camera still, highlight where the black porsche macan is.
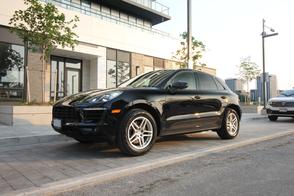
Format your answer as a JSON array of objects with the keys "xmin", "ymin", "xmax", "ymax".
[{"xmin": 52, "ymin": 69, "xmax": 241, "ymax": 156}]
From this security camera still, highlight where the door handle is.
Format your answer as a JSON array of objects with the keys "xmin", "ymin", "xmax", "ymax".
[
  {"xmin": 194, "ymin": 95, "xmax": 201, "ymax": 100},
  {"xmin": 221, "ymin": 96, "xmax": 227, "ymax": 99}
]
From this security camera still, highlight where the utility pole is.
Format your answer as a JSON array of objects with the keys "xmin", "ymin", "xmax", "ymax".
[
  {"xmin": 262, "ymin": 19, "xmax": 266, "ymax": 109},
  {"xmin": 187, "ymin": 0, "xmax": 192, "ymax": 69},
  {"xmin": 261, "ymin": 19, "xmax": 278, "ymax": 109}
]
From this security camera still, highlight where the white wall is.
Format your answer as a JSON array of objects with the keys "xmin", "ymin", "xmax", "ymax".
[{"xmin": 0, "ymin": 0, "xmax": 180, "ymax": 60}]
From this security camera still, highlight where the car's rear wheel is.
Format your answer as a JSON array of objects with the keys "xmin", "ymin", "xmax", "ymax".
[
  {"xmin": 217, "ymin": 108, "xmax": 240, "ymax": 139},
  {"xmin": 268, "ymin": 115, "xmax": 278, "ymax": 121},
  {"xmin": 117, "ymin": 109, "xmax": 157, "ymax": 156}
]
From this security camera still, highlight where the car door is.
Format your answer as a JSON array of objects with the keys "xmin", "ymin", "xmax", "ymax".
[
  {"xmin": 193, "ymin": 72, "xmax": 228, "ymax": 130},
  {"xmin": 162, "ymin": 71, "xmax": 202, "ymax": 135}
]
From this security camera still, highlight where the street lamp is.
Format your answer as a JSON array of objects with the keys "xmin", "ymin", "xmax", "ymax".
[
  {"xmin": 261, "ymin": 19, "xmax": 278, "ymax": 109},
  {"xmin": 187, "ymin": 0, "xmax": 192, "ymax": 69}
]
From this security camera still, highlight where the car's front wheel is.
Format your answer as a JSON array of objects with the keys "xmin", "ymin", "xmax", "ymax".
[
  {"xmin": 117, "ymin": 109, "xmax": 157, "ymax": 156},
  {"xmin": 268, "ymin": 115, "xmax": 278, "ymax": 121},
  {"xmin": 217, "ymin": 108, "xmax": 240, "ymax": 139}
]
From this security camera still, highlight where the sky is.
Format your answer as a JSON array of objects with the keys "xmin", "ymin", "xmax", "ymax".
[{"xmin": 154, "ymin": 0, "xmax": 294, "ymax": 90}]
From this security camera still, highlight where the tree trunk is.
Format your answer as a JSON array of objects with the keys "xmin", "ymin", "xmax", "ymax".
[
  {"xmin": 42, "ymin": 48, "xmax": 45, "ymax": 103},
  {"xmin": 26, "ymin": 66, "xmax": 31, "ymax": 102},
  {"xmin": 246, "ymin": 80, "xmax": 250, "ymax": 104}
]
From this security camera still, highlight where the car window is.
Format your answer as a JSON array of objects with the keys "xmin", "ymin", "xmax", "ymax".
[
  {"xmin": 214, "ymin": 78, "xmax": 226, "ymax": 91},
  {"xmin": 197, "ymin": 72, "xmax": 218, "ymax": 91},
  {"xmin": 171, "ymin": 72, "xmax": 196, "ymax": 90},
  {"xmin": 280, "ymin": 90, "xmax": 294, "ymax": 97}
]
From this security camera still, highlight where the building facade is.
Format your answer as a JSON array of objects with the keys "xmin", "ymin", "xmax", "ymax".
[
  {"xmin": 0, "ymin": 0, "xmax": 183, "ymax": 102},
  {"xmin": 256, "ymin": 73, "xmax": 278, "ymax": 102},
  {"xmin": 225, "ymin": 78, "xmax": 244, "ymax": 93}
]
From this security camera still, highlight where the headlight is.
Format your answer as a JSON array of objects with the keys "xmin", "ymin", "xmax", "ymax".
[{"xmin": 89, "ymin": 91, "xmax": 123, "ymax": 103}]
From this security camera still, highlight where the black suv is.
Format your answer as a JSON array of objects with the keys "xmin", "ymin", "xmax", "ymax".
[{"xmin": 52, "ymin": 69, "xmax": 241, "ymax": 156}]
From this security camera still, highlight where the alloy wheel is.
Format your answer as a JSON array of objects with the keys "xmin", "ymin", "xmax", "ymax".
[
  {"xmin": 127, "ymin": 116, "xmax": 153, "ymax": 150},
  {"xmin": 226, "ymin": 112, "xmax": 239, "ymax": 136}
]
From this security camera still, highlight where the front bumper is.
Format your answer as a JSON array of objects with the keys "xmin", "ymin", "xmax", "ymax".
[
  {"xmin": 51, "ymin": 107, "xmax": 119, "ymax": 141},
  {"xmin": 266, "ymin": 105, "xmax": 294, "ymax": 117}
]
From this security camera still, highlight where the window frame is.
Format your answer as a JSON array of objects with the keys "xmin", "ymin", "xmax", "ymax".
[
  {"xmin": 106, "ymin": 48, "xmax": 131, "ymax": 88},
  {"xmin": 0, "ymin": 41, "xmax": 26, "ymax": 101}
]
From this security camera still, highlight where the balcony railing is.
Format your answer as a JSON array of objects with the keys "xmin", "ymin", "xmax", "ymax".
[
  {"xmin": 41, "ymin": 0, "xmax": 170, "ymax": 37},
  {"xmin": 129, "ymin": 0, "xmax": 169, "ymax": 15}
]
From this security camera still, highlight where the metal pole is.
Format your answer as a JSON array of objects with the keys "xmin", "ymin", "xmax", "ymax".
[
  {"xmin": 187, "ymin": 0, "xmax": 192, "ymax": 69},
  {"xmin": 262, "ymin": 19, "xmax": 266, "ymax": 109}
]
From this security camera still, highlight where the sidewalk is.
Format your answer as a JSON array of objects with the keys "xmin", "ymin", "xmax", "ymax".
[
  {"xmin": 0, "ymin": 114, "xmax": 293, "ymax": 196},
  {"xmin": 0, "ymin": 124, "xmax": 69, "ymax": 149},
  {"xmin": 0, "ymin": 113, "xmax": 267, "ymax": 148}
]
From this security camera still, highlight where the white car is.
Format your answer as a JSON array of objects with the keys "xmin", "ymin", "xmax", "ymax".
[{"xmin": 266, "ymin": 90, "xmax": 294, "ymax": 121}]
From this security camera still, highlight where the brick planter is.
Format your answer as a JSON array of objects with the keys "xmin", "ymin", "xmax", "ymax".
[{"xmin": 0, "ymin": 106, "xmax": 52, "ymax": 126}]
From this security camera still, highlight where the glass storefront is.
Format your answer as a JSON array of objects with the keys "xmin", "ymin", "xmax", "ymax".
[
  {"xmin": 0, "ymin": 42, "xmax": 25, "ymax": 101},
  {"xmin": 106, "ymin": 49, "xmax": 130, "ymax": 88},
  {"xmin": 50, "ymin": 56, "xmax": 82, "ymax": 99}
]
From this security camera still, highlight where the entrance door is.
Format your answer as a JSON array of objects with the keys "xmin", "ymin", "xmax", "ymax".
[
  {"xmin": 66, "ymin": 68, "xmax": 80, "ymax": 96},
  {"xmin": 50, "ymin": 56, "xmax": 82, "ymax": 99}
]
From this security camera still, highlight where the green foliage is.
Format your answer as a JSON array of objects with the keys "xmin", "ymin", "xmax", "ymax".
[
  {"xmin": 173, "ymin": 32, "xmax": 206, "ymax": 69},
  {"xmin": 0, "ymin": 44, "xmax": 23, "ymax": 78},
  {"xmin": 238, "ymin": 56, "xmax": 260, "ymax": 82},
  {"xmin": 9, "ymin": 0, "xmax": 79, "ymax": 61}
]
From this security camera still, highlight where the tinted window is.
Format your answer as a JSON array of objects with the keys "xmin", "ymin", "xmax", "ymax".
[
  {"xmin": 197, "ymin": 72, "xmax": 218, "ymax": 91},
  {"xmin": 120, "ymin": 70, "xmax": 175, "ymax": 88},
  {"xmin": 214, "ymin": 78, "xmax": 226, "ymax": 91},
  {"xmin": 172, "ymin": 72, "xmax": 196, "ymax": 90}
]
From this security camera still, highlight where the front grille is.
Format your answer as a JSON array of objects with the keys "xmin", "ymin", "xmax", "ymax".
[
  {"xmin": 81, "ymin": 110, "xmax": 106, "ymax": 123},
  {"xmin": 53, "ymin": 106, "xmax": 80, "ymax": 121},
  {"xmin": 270, "ymin": 101, "xmax": 294, "ymax": 107},
  {"xmin": 269, "ymin": 110, "xmax": 294, "ymax": 115}
]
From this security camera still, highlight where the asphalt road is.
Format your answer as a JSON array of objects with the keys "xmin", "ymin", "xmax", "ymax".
[{"xmin": 58, "ymin": 134, "xmax": 294, "ymax": 196}]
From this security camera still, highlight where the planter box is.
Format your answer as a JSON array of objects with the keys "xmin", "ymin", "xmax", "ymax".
[{"xmin": 0, "ymin": 106, "xmax": 52, "ymax": 126}]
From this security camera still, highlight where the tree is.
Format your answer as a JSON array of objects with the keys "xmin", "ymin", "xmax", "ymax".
[
  {"xmin": 9, "ymin": 0, "xmax": 79, "ymax": 102},
  {"xmin": 173, "ymin": 32, "xmax": 206, "ymax": 69},
  {"xmin": 238, "ymin": 56, "xmax": 260, "ymax": 103}
]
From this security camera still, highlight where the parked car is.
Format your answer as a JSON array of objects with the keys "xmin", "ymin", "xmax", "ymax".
[
  {"xmin": 52, "ymin": 69, "xmax": 241, "ymax": 156},
  {"xmin": 266, "ymin": 89, "xmax": 294, "ymax": 121}
]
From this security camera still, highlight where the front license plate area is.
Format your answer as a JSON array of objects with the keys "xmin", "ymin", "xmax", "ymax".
[
  {"xmin": 53, "ymin": 119, "xmax": 62, "ymax": 128},
  {"xmin": 279, "ymin": 108, "xmax": 288, "ymax": 113}
]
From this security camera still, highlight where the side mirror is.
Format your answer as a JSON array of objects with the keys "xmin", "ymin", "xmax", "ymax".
[{"xmin": 171, "ymin": 81, "xmax": 188, "ymax": 90}]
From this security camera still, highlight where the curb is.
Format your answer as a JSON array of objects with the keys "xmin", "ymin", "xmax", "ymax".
[{"xmin": 5, "ymin": 130, "xmax": 294, "ymax": 196}]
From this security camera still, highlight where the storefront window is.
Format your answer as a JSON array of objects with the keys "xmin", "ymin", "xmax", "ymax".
[
  {"xmin": 106, "ymin": 49, "xmax": 130, "ymax": 88},
  {"xmin": 0, "ymin": 42, "xmax": 25, "ymax": 100}
]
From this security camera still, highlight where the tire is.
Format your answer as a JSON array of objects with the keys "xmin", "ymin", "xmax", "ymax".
[
  {"xmin": 217, "ymin": 108, "xmax": 240, "ymax": 139},
  {"xmin": 268, "ymin": 116, "xmax": 278, "ymax": 121},
  {"xmin": 117, "ymin": 109, "xmax": 157, "ymax": 156}
]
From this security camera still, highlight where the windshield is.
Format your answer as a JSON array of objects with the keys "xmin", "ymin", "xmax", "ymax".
[
  {"xmin": 119, "ymin": 70, "xmax": 175, "ymax": 88},
  {"xmin": 279, "ymin": 90, "xmax": 294, "ymax": 97}
]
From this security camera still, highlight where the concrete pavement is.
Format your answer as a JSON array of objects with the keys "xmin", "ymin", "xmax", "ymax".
[
  {"xmin": 60, "ymin": 133, "xmax": 294, "ymax": 196},
  {"xmin": 0, "ymin": 124, "xmax": 70, "ymax": 150},
  {"xmin": 0, "ymin": 115, "xmax": 293, "ymax": 195},
  {"xmin": 0, "ymin": 113, "xmax": 267, "ymax": 149}
]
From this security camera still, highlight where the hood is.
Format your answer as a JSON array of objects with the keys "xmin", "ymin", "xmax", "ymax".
[
  {"xmin": 55, "ymin": 88, "xmax": 122, "ymax": 106},
  {"xmin": 269, "ymin": 96, "xmax": 294, "ymax": 102}
]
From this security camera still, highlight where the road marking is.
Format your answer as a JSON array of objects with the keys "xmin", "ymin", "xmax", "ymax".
[{"xmin": 5, "ymin": 130, "xmax": 294, "ymax": 196}]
